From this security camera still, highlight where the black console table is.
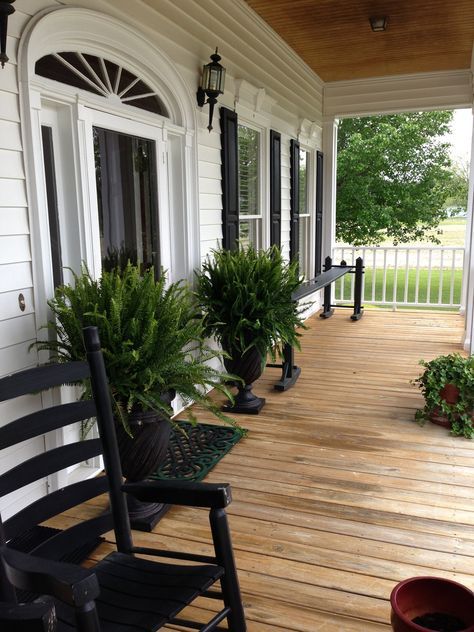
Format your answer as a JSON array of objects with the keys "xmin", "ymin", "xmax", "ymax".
[{"xmin": 269, "ymin": 256, "xmax": 364, "ymax": 391}]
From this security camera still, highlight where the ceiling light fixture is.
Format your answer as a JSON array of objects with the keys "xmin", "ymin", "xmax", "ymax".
[{"xmin": 369, "ymin": 16, "xmax": 388, "ymax": 32}]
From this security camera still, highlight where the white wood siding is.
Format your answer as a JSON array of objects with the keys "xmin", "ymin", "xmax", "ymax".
[
  {"xmin": 0, "ymin": 1, "xmax": 64, "ymax": 515},
  {"xmin": 198, "ymin": 124, "xmax": 223, "ymax": 260}
]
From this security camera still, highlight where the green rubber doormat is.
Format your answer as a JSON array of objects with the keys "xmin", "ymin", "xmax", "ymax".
[{"xmin": 150, "ymin": 421, "xmax": 243, "ymax": 482}]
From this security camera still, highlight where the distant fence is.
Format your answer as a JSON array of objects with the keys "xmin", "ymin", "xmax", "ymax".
[{"xmin": 332, "ymin": 246, "xmax": 465, "ymax": 309}]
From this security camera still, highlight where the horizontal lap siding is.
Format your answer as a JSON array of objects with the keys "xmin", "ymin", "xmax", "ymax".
[
  {"xmin": 0, "ymin": 21, "xmax": 35, "ymax": 378},
  {"xmin": 0, "ymin": 1, "xmax": 62, "ymax": 516},
  {"xmin": 198, "ymin": 124, "xmax": 223, "ymax": 260},
  {"xmin": 0, "ymin": 2, "xmax": 63, "ymax": 374}
]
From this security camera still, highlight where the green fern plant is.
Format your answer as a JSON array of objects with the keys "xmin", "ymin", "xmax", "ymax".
[
  {"xmin": 195, "ymin": 245, "xmax": 306, "ymax": 362},
  {"xmin": 35, "ymin": 263, "xmax": 239, "ymax": 435}
]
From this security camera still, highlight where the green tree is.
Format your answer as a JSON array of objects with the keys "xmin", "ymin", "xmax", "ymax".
[
  {"xmin": 443, "ymin": 159, "xmax": 469, "ymax": 216},
  {"xmin": 336, "ymin": 111, "xmax": 454, "ymax": 245}
]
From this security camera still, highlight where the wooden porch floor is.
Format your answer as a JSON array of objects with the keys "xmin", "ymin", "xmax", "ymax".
[{"xmin": 61, "ymin": 310, "xmax": 474, "ymax": 631}]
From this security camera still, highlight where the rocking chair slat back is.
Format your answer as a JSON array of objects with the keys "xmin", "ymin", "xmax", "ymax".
[
  {"xmin": 29, "ymin": 514, "xmax": 114, "ymax": 561},
  {"xmin": 0, "ymin": 326, "xmax": 246, "ymax": 631},
  {"xmin": 3, "ymin": 477, "xmax": 110, "ymax": 542},
  {"xmin": 0, "ymin": 401, "xmax": 97, "ymax": 450},
  {"xmin": 0, "ymin": 361, "xmax": 89, "ymax": 402},
  {"xmin": 0, "ymin": 440, "xmax": 103, "ymax": 497}
]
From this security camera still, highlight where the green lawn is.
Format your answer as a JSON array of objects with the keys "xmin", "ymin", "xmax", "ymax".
[{"xmin": 335, "ymin": 268, "xmax": 463, "ymax": 307}]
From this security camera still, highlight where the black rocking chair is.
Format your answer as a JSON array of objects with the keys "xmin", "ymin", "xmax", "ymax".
[{"xmin": 0, "ymin": 326, "xmax": 246, "ymax": 631}]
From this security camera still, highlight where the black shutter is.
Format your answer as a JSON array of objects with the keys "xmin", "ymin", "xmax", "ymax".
[
  {"xmin": 269, "ymin": 130, "xmax": 281, "ymax": 248},
  {"xmin": 220, "ymin": 106, "xmax": 239, "ymax": 250},
  {"xmin": 315, "ymin": 150, "xmax": 324, "ymax": 276},
  {"xmin": 289, "ymin": 139, "xmax": 300, "ymax": 262}
]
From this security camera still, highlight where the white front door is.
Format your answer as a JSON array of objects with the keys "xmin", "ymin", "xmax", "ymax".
[{"xmin": 36, "ymin": 102, "xmax": 172, "ymax": 489}]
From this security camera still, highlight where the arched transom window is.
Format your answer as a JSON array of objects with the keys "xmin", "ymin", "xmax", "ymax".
[{"xmin": 35, "ymin": 52, "xmax": 168, "ymax": 116}]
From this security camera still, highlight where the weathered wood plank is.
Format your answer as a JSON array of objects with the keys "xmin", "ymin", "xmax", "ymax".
[{"xmin": 52, "ymin": 310, "xmax": 473, "ymax": 630}]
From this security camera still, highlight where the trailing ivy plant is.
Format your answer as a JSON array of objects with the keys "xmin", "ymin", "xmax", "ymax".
[
  {"xmin": 34, "ymin": 263, "xmax": 239, "ymax": 436},
  {"xmin": 412, "ymin": 353, "xmax": 474, "ymax": 438},
  {"xmin": 195, "ymin": 245, "xmax": 306, "ymax": 364}
]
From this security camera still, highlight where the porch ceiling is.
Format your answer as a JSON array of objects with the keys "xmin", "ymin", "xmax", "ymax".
[{"xmin": 244, "ymin": 0, "xmax": 474, "ymax": 82}]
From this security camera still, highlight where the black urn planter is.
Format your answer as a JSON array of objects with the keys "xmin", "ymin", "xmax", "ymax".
[
  {"xmin": 116, "ymin": 393, "xmax": 174, "ymax": 531},
  {"xmin": 116, "ymin": 410, "xmax": 171, "ymax": 482},
  {"xmin": 223, "ymin": 346, "xmax": 266, "ymax": 414}
]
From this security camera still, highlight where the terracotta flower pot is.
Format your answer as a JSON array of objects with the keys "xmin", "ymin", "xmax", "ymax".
[
  {"xmin": 429, "ymin": 408, "xmax": 452, "ymax": 429},
  {"xmin": 439, "ymin": 383, "xmax": 460, "ymax": 405},
  {"xmin": 428, "ymin": 384, "xmax": 460, "ymax": 429},
  {"xmin": 390, "ymin": 576, "xmax": 474, "ymax": 632}
]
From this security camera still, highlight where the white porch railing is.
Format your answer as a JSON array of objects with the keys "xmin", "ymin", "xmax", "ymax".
[{"xmin": 332, "ymin": 246, "xmax": 465, "ymax": 309}]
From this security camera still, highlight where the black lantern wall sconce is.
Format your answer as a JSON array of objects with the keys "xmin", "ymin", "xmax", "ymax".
[
  {"xmin": 196, "ymin": 48, "xmax": 226, "ymax": 132},
  {"xmin": 0, "ymin": 0, "xmax": 15, "ymax": 69}
]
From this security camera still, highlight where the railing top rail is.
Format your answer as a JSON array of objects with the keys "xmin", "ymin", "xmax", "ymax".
[{"xmin": 334, "ymin": 245, "xmax": 464, "ymax": 251}]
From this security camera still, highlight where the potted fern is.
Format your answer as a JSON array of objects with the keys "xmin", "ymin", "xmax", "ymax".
[
  {"xmin": 412, "ymin": 353, "xmax": 474, "ymax": 438},
  {"xmin": 35, "ymin": 263, "xmax": 236, "ymax": 484},
  {"xmin": 195, "ymin": 245, "xmax": 305, "ymax": 413}
]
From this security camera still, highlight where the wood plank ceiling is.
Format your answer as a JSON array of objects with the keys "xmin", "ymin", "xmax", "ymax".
[{"xmin": 244, "ymin": 0, "xmax": 474, "ymax": 82}]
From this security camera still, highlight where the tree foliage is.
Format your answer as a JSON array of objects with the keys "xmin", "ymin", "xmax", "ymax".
[
  {"xmin": 443, "ymin": 159, "xmax": 469, "ymax": 216},
  {"xmin": 336, "ymin": 111, "xmax": 455, "ymax": 245}
]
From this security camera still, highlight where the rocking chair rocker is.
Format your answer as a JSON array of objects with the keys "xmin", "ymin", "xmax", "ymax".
[{"xmin": 0, "ymin": 326, "xmax": 246, "ymax": 631}]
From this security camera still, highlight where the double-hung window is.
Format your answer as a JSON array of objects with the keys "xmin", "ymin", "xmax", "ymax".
[
  {"xmin": 298, "ymin": 149, "xmax": 312, "ymax": 279},
  {"xmin": 238, "ymin": 124, "xmax": 262, "ymax": 249},
  {"xmin": 220, "ymin": 108, "xmax": 267, "ymax": 251}
]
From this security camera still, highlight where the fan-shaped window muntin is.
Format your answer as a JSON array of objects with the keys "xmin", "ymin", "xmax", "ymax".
[{"xmin": 35, "ymin": 52, "xmax": 168, "ymax": 117}]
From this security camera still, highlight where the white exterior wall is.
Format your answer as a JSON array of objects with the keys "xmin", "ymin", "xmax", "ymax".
[
  {"xmin": 0, "ymin": 0, "xmax": 324, "ymax": 368},
  {"xmin": 0, "ymin": 2, "xmax": 60, "ymax": 380},
  {"xmin": 0, "ymin": 0, "xmax": 63, "ymax": 517},
  {"xmin": 0, "ymin": 0, "xmax": 325, "ymax": 512}
]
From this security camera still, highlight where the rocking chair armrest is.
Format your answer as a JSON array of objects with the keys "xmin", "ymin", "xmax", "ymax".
[
  {"xmin": 1, "ymin": 547, "xmax": 100, "ymax": 607},
  {"xmin": 122, "ymin": 480, "xmax": 232, "ymax": 508},
  {"xmin": 0, "ymin": 597, "xmax": 57, "ymax": 631}
]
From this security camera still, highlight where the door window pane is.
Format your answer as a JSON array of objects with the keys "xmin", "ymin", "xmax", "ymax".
[
  {"xmin": 93, "ymin": 127, "xmax": 159, "ymax": 274},
  {"xmin": 41, "ymin": 125, "xmax": 64, "ymax": 288}
]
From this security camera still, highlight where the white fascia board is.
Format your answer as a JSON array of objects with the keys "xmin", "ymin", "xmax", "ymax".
[{"xmin": 324, "ymin": 70, "xmax": 473, "ymax": 118}]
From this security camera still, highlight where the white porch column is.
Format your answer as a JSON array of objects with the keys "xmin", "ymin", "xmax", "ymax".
[
  {"xmin": 463, "ymin": 103, "xmax": 474, "ymax": 352},
  {"xmin": 322, "ymin": 117, "xmax": 339, "ymax": 261}
]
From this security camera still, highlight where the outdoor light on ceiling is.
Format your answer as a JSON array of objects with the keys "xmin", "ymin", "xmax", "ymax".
[
  {"xmin": 0, "ymin": 0, "xmax": 15, "ymax": 68},
  {"xmin": 369, "ymin": 16, "xmax": 388, "ymax": 32},
  {"xmin": 197, "ymin": 48, "xmax": 226, "ymax": 132}
]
